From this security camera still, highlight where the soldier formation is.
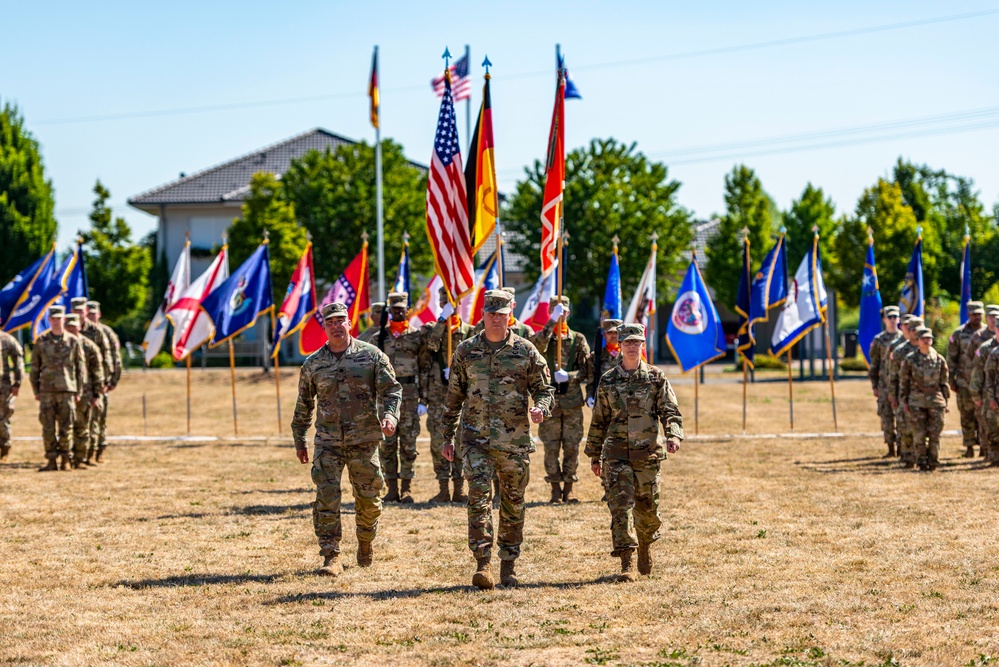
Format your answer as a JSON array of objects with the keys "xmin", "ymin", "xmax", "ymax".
[{"xmin": 294, "ymin": 290, "xmax": 683, "ymax": 586}]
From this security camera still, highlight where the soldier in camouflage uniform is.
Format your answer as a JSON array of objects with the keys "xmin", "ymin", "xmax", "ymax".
[
  {"xmin": 375, "ymin": 292, "xmax": 427, "ymax": 503},
  {"xmin": 71, "ymin": 298, "xmax": 111, "ymax": 465},
  {"xmin": 421, "ymin": 287, "xmax": 472, "ymax": 503},
  {"xmin": 968, "ymin": 305, "xmax": 999, "ymax": 459},
  {"xmin": 531, "ymin": 296, "xmax": 592, "ymax": 504},
  {"xmin": 585, "ymin": 323, "xmax": 683, "ymax": 582},
  {"xmin": 981, "ymin": 340, "xmax": 999, "ymax": 467},
  {"xmin": 440, "ymin": 290, "xmax": 554, "ymax": 590},
  {"xmin": 888, "ymin": 315, "xmax": 923, "ymax": 466},
  {"xmin": 947, "ymin": 301, "xmax": 985, "ymax": 457},
  {"xmin": 588, "ymin": 318, "xmax": 623, "ymax": 502},
  {"xmin": 868, "ymin": 306, "xmax": 902, "ymax": 457},
  {"xmin": 65, "ymin": 313, "xmax": 104, "ymax": 469},
  {"xmin": 900, "ymin": 327, "xmax": 950, "ymax": 471},
  {"xmin": 30, "ymin": 306, "xmax": 87, "ymax": 471},
  {"xmin": 357, "ymin": 302, "xmax": 385, "ymax": 344},
  {"xmin": 0, "ymin": 329, "xmax": 25, "ymax": 464},
  {"xmin": 86, "ymin": 301, "xmax": 121, "ymax": 462},
  {"xmin": 292, "ymin": 302, "xmax": 402, "ymax": 577}
]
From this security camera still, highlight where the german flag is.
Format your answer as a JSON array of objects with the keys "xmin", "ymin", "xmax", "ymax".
[
  {"xmin": 465, "ymin": 73, "xmax": 497, "ymax": 254},
  {"xmin": 368, "ymin": 46, "xmax": 379, "ymax": 129}
]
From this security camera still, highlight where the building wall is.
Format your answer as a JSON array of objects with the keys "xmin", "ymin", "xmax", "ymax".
[{"xmin": 157, "ymin": 203, "xmax": 243, "ymax": 277}]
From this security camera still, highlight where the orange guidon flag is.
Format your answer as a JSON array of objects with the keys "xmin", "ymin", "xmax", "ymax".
[
  {"xmin": 465, "ymin": 71, "xmax": 497, "ymax": 253},
  {"xmin": 368, "ymin": 47, "xmax": 380, "ymax": 129}
]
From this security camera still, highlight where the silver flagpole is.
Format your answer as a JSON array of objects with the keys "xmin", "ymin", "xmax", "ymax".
[{"xmin": 375, "ymin": 47, "xmax": 385, "ymax": 302}]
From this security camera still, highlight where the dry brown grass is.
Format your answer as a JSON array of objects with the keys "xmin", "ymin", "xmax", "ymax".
[{"xmin": 2, "ymin": 367, "xmax": 999, "ymax": 666}]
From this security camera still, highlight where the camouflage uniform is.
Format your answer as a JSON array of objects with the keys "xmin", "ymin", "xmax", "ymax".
[
  {"xmin": 291, "ymin": 327, "xmax": 402, "ymax": 559},
  {"xmin": 868, "ymin": 320, "xmax": 902, "ymax": 455},
  {"xmin": 899, "ymin": 329, "xmax": 949, "ymax": 470},
  {"xmin": 587, "ymin": 321, "xmax": 624, "ymax": 402},
  {"xmin": 422, "ymin": 315, "xmax": 472, "ymax": 484},
  {"xmin": 93, "ymin": 311, "xmax": 121, "ymax": 456},
  {"xmin": 0, "ymin": 331, "xmax": 25, "ymax": 462},
  {"xmin": 30, "ymin": 317, "xmax": 87, "ymax": 466},
  {"xmin": 69, "ymin": 320, "xmax": 105, "ymax": 466},
  {"xmin": 946, "ymin": 304, "xmax": 985, "ymax": 453},
  {"xmin": 439, "ymin": 302, "xmax": 554, "ymax": 565},
  {"xmin": 585, "ymin": 331, "xmax": 684, "ymax": 561},
  {"xmin": 888, "ymin": 317, "xmax": 923, "ymax": 465},
  {"xmin": 982, "ymin": 345, "xmax": 999, "ymax": 466},
  {"xmin": 472, "ymin": 317, "xmax": 534, "ymax": 339},
  {"xmin": 75, "ymin": 300, "xmax": 113, "ymax": 462},
  {"xmin": 967, "ymin": 313, "xmax": 997, "ymax": 458},
  {"xmin": 357, "ymin": 303, "xmax": 385, "ymax": 344}
]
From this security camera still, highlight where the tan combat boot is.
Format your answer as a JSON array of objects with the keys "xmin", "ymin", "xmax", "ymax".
[
  {"xmin": 429, "ymin": 480, "xmax": 450, "ymax": 503},
  {"xmin": 451, "ymin": 478, "xmax": 468, "ymax": 504},
  {"xmin": 85, "ymin": 446, "xmax": 97, "ymax": 466},
  {"xmin": 618, "ymin": 551, "xmax": 636, "ymax": 582},
  {"xmin": 500, "ymin": 559, "xmax": 519, "ymax": 587},
  {"xmin": 59, "ymin": 454, "xmax": 73, "ymax": 471},
  {"xmin": 383, "ymin": 479, "xmax": 400, "ymax": 502},
  {"xmin": 356, "ymin": 540, "xmax": 373, "ymax": 568},
  {"xmin": 38, "ymin": 458, "xmax": 58, "ymax": 472},
  {"xmin": 472, "ymin": 557, "xmax": 494, "ymax": 590},
  {"xmin": 73, "ymin": 459, "xmax": 89, "ymax": 470},
  {"xmin": 561, "ymin": 482, "xmax": 578, "ymax": 504},
  {"xmin": 95, "ymin": 447, "xmax": 105, "ymax": 463},
  {"xmin": 637, "ymin": 541, "xmax": 653, "ymax": 575},
  {"xmin": 318, "ymin": 553, "xmax": 342, "ymax": 577},
  {"xmin": 0, "ymin": 445, "xmax": 10, "ymax": 463},
  {"xmin": 399, "ymin": 479, "xmax": 414, "ymax": 504},
  {"xmin": 549, "ymin": 482, "xmax": 562, "ymax": 504}
]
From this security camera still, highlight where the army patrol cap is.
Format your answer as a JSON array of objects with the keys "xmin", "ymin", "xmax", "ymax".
[
  {"xmin": 602, "ymin": 318, "xmax": 623, "ymax": 332},
  {"xmin": 387, "ymin": 292, "xmax": 408, "ymax": 308},
  {"xmin": 70, "ymin": 296, "xmax": 89, "ymax": 310},
  {"xmin": 321, "ymin": 302, "xmax": 349, "ymax": 320},
  {"xmin": 908, "ymin": 316, "xmax": 924, "ymax": 328},
  {"xmin": 370, "ymin": 301, "xmax": 385, "ymax": 313},
  {"xmin": 86, "ymin": 300, "xmax": 101, "ymax": 312},
  {"xmin": 916, "ymin": 326, "xmax": 934, "ymax": 339},
  {"xmin": 899, "ymin": 314, "xmax": 913, "ymax": 325},
  {"xmin": 48, "ymin": 305, "xmax": 65, "ymax": 318},
  {"xmin": 65, "ymin": 313, "xmax": 80, "ymax": 326},
  {"xmin": 482, "ymin": 289, "xmax": 513, "ymax": 314},
  {"xmin": 967, "ymin": 301, "xmax": 985, "ymax": 315},
  {"xmin": 548, "ymin": 296, "xmax": 571, "ymax": 309},
  {"xmin": 986, "ymin": 305, "xmax": 999, "ymax": 316},
  {"xmin": 617, "ymin": 323, "xmax": 646, "ymax": 342},
  {"xmin": 881, "ymin": 305, "xmax": 900, "ymax": 317}
]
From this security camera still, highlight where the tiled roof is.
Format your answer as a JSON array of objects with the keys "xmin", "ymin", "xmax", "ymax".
[
  {"xmin": 693, "ymin": 218, "xmax": 721, "ymax": 258},
  {"xmin": 475, "ymin": 228, "xmax": 529, "ymax": 274}
]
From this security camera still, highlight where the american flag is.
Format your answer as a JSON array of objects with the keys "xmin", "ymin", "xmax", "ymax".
[
  {"xmin": 426, "ymin": 71, "xmax": 474, "ymax": 301},
  {"xmin": 431, "ymin": 53, "xmax": 471, "ymax": 102}
]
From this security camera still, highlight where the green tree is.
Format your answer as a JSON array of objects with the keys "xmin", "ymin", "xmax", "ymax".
[
  {"xmin": 0, "ymin": 101, "xmax": 58, "ymax": 286},
  {"xmin": 82, "ymin": 180, "xmax": 152, "ymax": 324},
  {"xmin": 282, "ymin": 139, "xmax": 429, "ymax": 289},
  {"xmin": 503, "ymin": 138, "xmax": 692, "ymax": 331},
  {"xmin": 705, "ymin": 165, "xmax": 777, "ymax": 308},
  {"xmin": 784, "ymin": 183, "xmax": 836, "ymax": 266},
  {"xmin": 227, "ymin": 172, "xmax": 307, "ymax": 307}
]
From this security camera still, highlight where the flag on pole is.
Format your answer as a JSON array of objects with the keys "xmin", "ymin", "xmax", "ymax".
[
  {"xmin": 393, "ymin": 240, "xmax": 411, "ymax": 297},
  {"xmin": 200, "ymin": 244, "xmax": 273, "ymax": 347},
  {"xmin": 666, "ymin": 256, "xmax": 725, "ymax": 372},
  {"xmin": 368, "ymin": 46, "xmax": 380, "ymax": 129},
  {"xmin": 735, "ymin": 237, "xmax": 755, "ymax": 368},
  {"xmin": 540, "ymin": 70, "xmax": 566, "ymax": 279},
  {"xmin": 858, "ymin": 238, "xmax": 883, "ymax": 366},
  {"xmin": 467, "ymin": 251, "xmax": 501, "ymax": 325},
  {"xmin": 557, "ymin": 52, "xmax": 583, "ymax": 100},
  {"xmin": 465, "ymin": 70, "xmax": 498, "ymax": 254},
  {"xmin": 143, "ymin": 241, "xmax": 191, "ymax": 364},
  {"xmin": 519, "ymin": 267, "xmax": 558, "ymax": 332},
  {"xmin": 2, "ymin": 246, "xmax": 56, "ymax": 333},
  {"xmin": 32, "ymin": 242, "xmax": 87, "ymax": 341},
  {"xmin": 300, "ymin": 241, "xmax": 369, "ymax": 354},
  {"xmin": 624, "ymin": 245, "xmax": 657, "ymax": 327},
  {"xmin": 408, "ymin": 274, "xmax": 444, "ymax": 329},
  {"xmin": 272, "ymin": 242, "xmax": 316, "ymax": 358},
  {"xmin": 166, "ymin": 245, "xmax": 229, "ymax": 361},
  {"xmin": 431, "ymin": 52, "xmax": 471, "ymax": 101},
  {"xmin": 1, "ymin": 252, "xmax": 51, "ymax": 329},
  {"xmin": 770, "ymin": 235, "xmax": 827, "ymax": 356},
  {"xmin": 960, "ymin": 232, "xmax": 971, "ymax": 324},
  {"xmin": 426, "ymin": 64, "xmax": 474, "ymax": 302},
  {"xmin": 899, "ymin": 235, "xmax": 924, "ymax": 317},
  {"xmin": 602, "ymin": 246, "xmax": 623, "ymax": 320},
  {"xmin": 748, "ymin": 234, "xmax": 788, "ymax": 328}
]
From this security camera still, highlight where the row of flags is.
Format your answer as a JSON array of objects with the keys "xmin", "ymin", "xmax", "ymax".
[
  {"xmin": 858, "ymin": 233, "xmax": 927, "ymax": 364},
  {"xmin": 0, "ymin": 242, "xmax": 88, "ymax": 341}
]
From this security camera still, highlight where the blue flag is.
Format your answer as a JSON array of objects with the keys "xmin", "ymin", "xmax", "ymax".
[
  {"xmin": 602, "ymin": 250, "xmax": 622, "ymax": 320},
  {"xmin": 3, "ymin": 247, "xmax": 58, "ymax": 334},
  {"xmin": 858, "ymin": 241, "xmax": 883, "ymax": 366},
  {"xmin": 960, "ymin": 237, "xmax": 971, "ymax": 325},
  {"xmin": 201, "ymin": 243, "xmax": 274, "ymax": 346},
  {"xmin": 735, "ymin": 238, "xmax": 754, "ymax": 367},
  {"xmin": 899, "ymin": 237, "xmax": 924, "ymax": 317},
  {"xmin": 393, "ymin": 243, "xmax": 411, "ymax": 298},
  {"xmin": 666, "ymin": 258, "xmax": 725, "ymax": 372},
  {"xmin": 33, "ymin": 243, "xmax": 88, "ymax": 340},
  {"xmin": 0, "ymin": 254, "xmax": 49, "ymax": 328},
  {"xmin": 770, "ymin": 236, "xmax": 827, "ymax": 357},
  {"xmin": 748, "ymin": 234, "xmax": 788, "ymax": 327},
  {"xmin": 557, "ymin": 52, "xmax": 582, "ymax": 100}
]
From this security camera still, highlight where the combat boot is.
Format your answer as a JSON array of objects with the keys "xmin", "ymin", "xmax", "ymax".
[
  {"xmin": 384, "ymin": 479, "xmax": 400, "ymax": 502},
  {"xmin": 95, "ymin": 446, "xmax": 105, "ymax": 463},
  {"xmin": 59, "ymin": 454, "xmax": 72, "ymax": 471},
  {"xmin": 561, "ymin": 482, "xmax": 578, "ymax": 504},
  {"xmin": 637, "ymin": 540, "xmax": 653, "ymax": 575},
  {"xmin": 429, "ymin": 480, "xmax": 450, "ymax": 503},
  {"xmin": 317, "ymin": 554, "xmax": 342, "ymax": 577},
  {"xmin": 399, "ymin": 479, "xmax": 414, "ymax": 504},
  {"xmin": 0, "ymin": 445, "xmax": 10, "ymax": 462},
  {"xmin": 356, "ymin": 540, "xmax": 373, "ymax": 567},
  {"xmin": 963, "ymin": 446, "xmax": 975, "ymax": 458},
  {"xmin": 618, "ymin": 550, "xmax": 636, "ymax": 582},
  {"xmin": 38, "ymin": 458, "xmax": 58, "ymax": 472},
  {"xmin": 472, "ymin": 557, "xmax": 494, "ymax": 590},
  {"xmin": 451, "ymin": 478, "xmax": 468, "ymax": 504},
  {"xmin": 72, "ymin": 460, "xmax": 89, "ymax": 470},
  {"xmin": 883, "ymin": 443, "xmax": 896, "ymax": 458},
  {"xmin": 500, "ymin": 559, "xmax": 519, "ymax": 587},
  {"xmin": 549, "ymin": 482, "xmax": 562, "ymax": 504}
]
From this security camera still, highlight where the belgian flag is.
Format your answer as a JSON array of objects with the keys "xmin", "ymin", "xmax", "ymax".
[{"xmin": 464, "ymin": 72, "xmax": 497, "ymax": 254}]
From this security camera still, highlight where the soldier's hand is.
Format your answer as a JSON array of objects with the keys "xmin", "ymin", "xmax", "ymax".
[
  {"xmin": 992, "ymin": 400, "xmax": 998, "ymax": 411},
  {"xmin": 591, "ymin": 461, "xmax": 601, "ymax": 477},
  {"xmin": 443, "ymin": 441, "xmax": 455, "ymax": 462},
  {"xmin": 296, "ymin": 448, "xmax": 309, "ymax": 464},
  {"xmin": 666, "ymin": 440, "xmax": 680, "ymax": 454},
  {"xmin": 529, "ymin": 407, "xmax": 544, "ymax": 424},
  {"xmin": 91, "ymin": 398, "xmax": 100, "ymax": 407},
  {"xmin": 417, "ymin": 403, "xmax": 428, "ymax": 417},
  {"xmin": 975, "ymin": 399, "xmax": 983, "ymax": 408},
  {"xmin": 443, "ymin": 367, "xmax": 450, "ymax": 381},
  {"xmin": 553, "ymin": 369, "xmax": 569, "ymax": 383},
  {"xmin": 586, "ymin": 396, "xmax": 595, "ymax": 409},
  {"xmin": 949, "ymin": 381, "xmax": 958, "ymax": 392},
  {"xmin": 438, "ymin": 303, "xmax": 455, "ymax": 322},
  {"xmin": 872, "ymin": 388, "xmax": 879, "ymax": 398},
  {"xmin": 903, "ymin": 405, "xmax": 910, "ymax": 414},
  {"xmin": 381, "ymin": 418, "xmax": 396, "ymax": 436},
  {"xmin": 10, "ymin": 386, "xmax": 18, "ymax": 397}
]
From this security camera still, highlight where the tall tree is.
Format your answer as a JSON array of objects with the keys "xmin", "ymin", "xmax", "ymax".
[
  {"xmin": 82, "ymin": 180, "xmax": 151, "ymax": 324},
  {"xmin": 281, "ymin": 139, "xmax": 428, "ymax": 288},
  {"xmin": 503, "ymin": 138, "xmax": 692, "ymax": 329},
  {"xmin": 784, "ymin": 183, "xmax": 836, "ymax": 265},
  {"xmin": 227, "ymin": 172, "xmax": 308, "ymax": 307},
  {"xmin": 705, "ymin": 165, "xmax": 777, "ymax": 309},
  {"xmin": 0, "ymin": 101, "xmax": 57, "ymax": 285}
]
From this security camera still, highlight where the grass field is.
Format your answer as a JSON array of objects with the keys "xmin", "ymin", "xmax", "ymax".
[{"xmin": 2, "ymin": 366, "xmax": 998, "ymax": 666}]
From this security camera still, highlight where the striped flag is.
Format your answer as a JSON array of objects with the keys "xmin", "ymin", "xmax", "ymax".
[
  {"xmin": 166, "ymin": 245, "xmax": 229, "ymax": 361},
  {"xmin": 465, "ymin": 71, "xmax": 497, "ymax": 254},
  {"xmin": 540, "ymin": 69, "xmax": 566, "ymax": 279},
  {"xmin": 143, "ymin": 240, "xmax": 191, "ymax": 364},
  {"xmin": 431, "ymin": 53, "xmax": 471, "ymax": 102},
  {"xmin": 272, "ymin": 242, "xmax": 315, "ymax": 358},
  {"xmin": 425, "ymin": 67, "xmax": 474, "ymax": 302}
]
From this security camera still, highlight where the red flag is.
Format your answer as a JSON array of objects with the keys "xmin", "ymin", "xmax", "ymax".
[
  {"xmin": 540, "ymin": 70, "xmax": 566, "ymax": 279},
  {"xmin": 299, "ymin": 241, "xmax": 369, "ymax": 354}
]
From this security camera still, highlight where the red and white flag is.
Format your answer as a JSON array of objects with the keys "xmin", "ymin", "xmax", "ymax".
[
  {"xmin": 518, "ymin": 264, "xmax": 558, "ymax": 333},
  {"xmin": 143, "ymin": 240, "xmax": 191, "ymax": 364},
  {"xmin": 625, "ymin": 246, "xmax": 657, "ymax": 327},
  {"xmin": 408, "ymin": 275, "xmax": 444, "ymax": 329},
  {"xmin": 299, "ymin": 241, "xmax": 369, "ymax": 354},
  {"xmin": 540, "ymin": 70, "xmax": 566, "ymax": 279},
  {"xmin": 166, "ymin": 245, "xmax": 229, "ymax": 361}
]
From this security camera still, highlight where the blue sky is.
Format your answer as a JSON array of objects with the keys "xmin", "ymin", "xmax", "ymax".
[{"xmin": 3, "ymin": 0, "xmax": 998, "ymax": 252}]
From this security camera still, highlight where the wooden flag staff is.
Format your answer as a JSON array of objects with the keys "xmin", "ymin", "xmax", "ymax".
[
  {"xmin": 815, "ymin": 226, "xmax": 838, "ymax": 432},
  {"xmin": 740, "ymin": 228, "xmax": 749, "ymax": 434}
]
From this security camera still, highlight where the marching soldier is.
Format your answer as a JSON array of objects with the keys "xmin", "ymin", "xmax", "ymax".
[
  {"xmin": 585, "ymin": 323, "xmax": 683, "ymax": 582},
  {"xmin": 947, "ymin": 301, "xmax": 985, "ymax": 457},
  {"xmin": 531, "ymin": 296, "xmax": 592, "ymax": 504},
  {"xmin": 440, "ymin": 289, "xmax": 554, "ymax": 589},
  {"xmin": 888, "ymin": 315, "xmax": 923, "ymax": 467},
  {"xmin": 375, "ymin": 292, "xmax": 427, "ymax": 504},
  {"xmin": 71, "ymin": 298, "xmax": 111, "ymax": 464},
  {"xmin": 86, "ymin": 301, "xmax": 121, "ymax": 462},
  {"xmin": 968, "ymin": 305, "xmax": 999, "ymax": 459},
  {"xmin": 292, "ymin": 302, "xmax": 402, "ymax": 577},
  {"xmin": 357, "ymin": 302, "xmax": 386, "ymax": 344},
  {"xmin": 900, "ymin": 327, "xmax": 950, "ymax": 471},
  {"xmin": 981, "ymin": 340, "xmax": 999, "ymax": 467},
  {"xmin": 30, "ymin": 306, "xmax": 86, "ymax": 471},
  {"xmin": 868, "ymin": 306, "xmax": 902, "ymax": 457},
  {"xmin": 65, "ymin": 313, "xmax": 104, "ymax": 469},
  {"xmin": 0, "ymin": 328, "xmax": 25, "ymax": 464},
  {"xmin": 421, "ymin": 287, "xmax": 472, "ymax": 503}
]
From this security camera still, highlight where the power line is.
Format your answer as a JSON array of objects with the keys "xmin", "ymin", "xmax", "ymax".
[{"xmin": 33, "ymin": 8, "xmax": 999, "ymax": 126}]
